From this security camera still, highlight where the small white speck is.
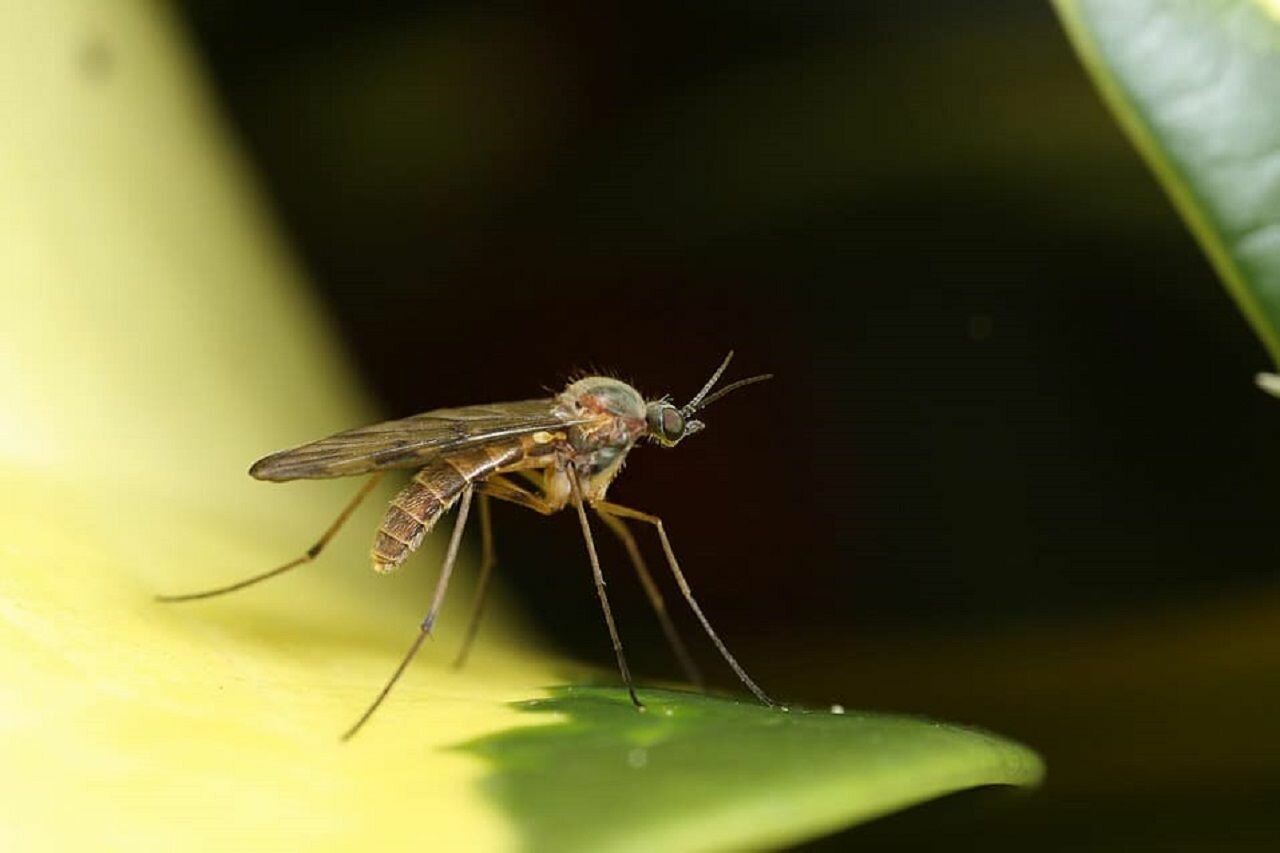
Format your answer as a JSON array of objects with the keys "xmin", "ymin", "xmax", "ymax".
[
  {"xmin": 627, "ymin": 748, "xmax": 648, "ymax": 769},
  {"xmin": 662, "ymin": 708, "xmax": 674, "ymax": 717},
  {"xmin": 780, "ymin": 706, "xmax": 791, "ymax": 713},
  {"xmin": 830, "ymin": 704, "xmax": 845, "ymax": 715}
]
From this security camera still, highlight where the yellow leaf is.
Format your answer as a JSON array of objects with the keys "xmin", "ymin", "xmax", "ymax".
[{"xmin": 0, "ymin": 2, "xmax": 556, "ymax": 848}]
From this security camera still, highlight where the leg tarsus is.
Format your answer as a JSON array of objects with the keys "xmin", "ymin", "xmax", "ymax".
[
  {"xmin": 156, "ymin": 474, "xmax": 384, "ymax": 603},
  {"xmin": 592, "ymin": 499, "xmax": 775, "ymax": 707},
  {"xmin": 595, "ymin": 510, "xmax": 706, "ymax": 690}
]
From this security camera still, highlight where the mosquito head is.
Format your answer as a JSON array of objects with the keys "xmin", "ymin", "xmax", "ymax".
[
  {"xmin": 646, "ymin": 351, "xmax": 772, "ymax": 447},
  {"xmin": 645, "ymin": 401, "xmax": 690, "ymax": 447}
]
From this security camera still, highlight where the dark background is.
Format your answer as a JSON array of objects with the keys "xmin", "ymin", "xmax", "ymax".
[{"xmin": 183, "ymin": 2, "xmax": 1280, "ymax": 848}]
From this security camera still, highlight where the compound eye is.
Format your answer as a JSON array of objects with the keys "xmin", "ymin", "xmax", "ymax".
[{"xmin": 660, "ymin": 406, "xmax": 685, "ymax": 440}]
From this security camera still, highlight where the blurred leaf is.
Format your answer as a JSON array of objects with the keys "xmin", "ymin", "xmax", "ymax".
[
  {"xmin": 0, "ymin": 2, "xmax": 1039, "ymax": 849},
  {"xmin": 1054, "ymin": 0, "xmax": 1280, "ymax": 367},
  {"xmin": 760, "ymin": 587, "xmax": 1280, "ymax": 850}
]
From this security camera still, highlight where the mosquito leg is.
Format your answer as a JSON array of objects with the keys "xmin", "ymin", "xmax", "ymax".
[
  {"xmin": 157, "ymin": 474, "xmax": 385, "ymax": 602},
  {"xmin": 477, "ymin": 474, "xmax": 556, "ymax": 515},
  {"xmin": 594, "ymin": 510, "xmax": 705, "ymax": 690},
  {"xmin": 450, "ymin": 476, "xmax": 558, "ymax": 668},
  {"xmin": 570, "ymin": 471, "xmax": 644, "ymax": 710},
  {"xmin": 342, "ymin": 484, "xmax": 474, "ymax": 740},
  {"xmin": 451, "ymin": 494, "xmax": 494, "ymax": 669},
  {"xmin": 592, "ymin": 499, "xmax": 775, "ymax": 706}
]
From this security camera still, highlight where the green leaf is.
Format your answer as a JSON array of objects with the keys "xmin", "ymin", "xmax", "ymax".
[
  {"xmin": 0, "ymin": 2, "xmax": 1041, "ymax": 849},
  {"xmin": 1053, "ymin": 0, "xmax": 1280, "ymax": 370},
  {"xmin": 462, "ymin": 687, "xmax": 1043, "ymax": 853}
]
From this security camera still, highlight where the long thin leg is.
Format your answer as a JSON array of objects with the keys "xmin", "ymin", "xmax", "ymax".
[
  {"xmin": 451, "ymin": 494, "xmax": 494, "ymax": 669},
  {"xmin": 449, "ymin": 476, "xmax": 559, "ymax": 666},
  {"xmin": 570, "ymin": 471, "xmax": 644, "ymax": 709},
  {"xmin": 157, "ymin": 474, "xmax": 384, "ymax": 602},
  {"xmin": 595, "ymin": 510, "xmax": 705, "ymax": 690},
  {"xmin": 592, "ymin": 499, "xmax": 774, "ymax": 706},
  {"xmin": 342, "ymin": 484, "xmax": 474, "ymax": 740}
]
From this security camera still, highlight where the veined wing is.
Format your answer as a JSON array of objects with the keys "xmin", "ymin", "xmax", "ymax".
[{"xmin": 249, "ymin": 398, "xmax": 576, "ymax": 481}]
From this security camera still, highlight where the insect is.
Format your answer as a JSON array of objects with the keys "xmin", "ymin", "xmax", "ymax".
[{"xmin": 159, "ymin": 352, "xmax": 775, "ymax": 739}]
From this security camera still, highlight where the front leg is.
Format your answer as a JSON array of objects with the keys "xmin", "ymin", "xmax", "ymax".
[
  {"xmin": 591, "ymin": 499, "xmax": 774, "ymax": 706},
  {"xmin": 594, "ymin": 510, "xmax": 705, "ymax": 690},
  {"xmin": 570, "ymin": 469, "xmax": 644, "ymax": 709}
]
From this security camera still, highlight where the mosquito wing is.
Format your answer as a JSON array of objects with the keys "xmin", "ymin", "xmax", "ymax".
[{"xmin": 249, "ymin": 398, "xmax": 575, "ymax": 482}]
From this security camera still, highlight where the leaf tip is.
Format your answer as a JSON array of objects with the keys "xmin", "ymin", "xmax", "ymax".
[{"xmin": 1254, "ymin": 372, "xmax": 1280, "ymax": 397}]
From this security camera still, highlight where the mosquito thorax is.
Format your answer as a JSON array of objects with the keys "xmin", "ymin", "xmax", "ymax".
[{"xmin": 557, "ymin": 376, "xmax": 647, "ymax": 454}]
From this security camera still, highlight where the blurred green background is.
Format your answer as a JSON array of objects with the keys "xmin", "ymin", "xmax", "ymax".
[{"xmin": 178, "ymin": 2, "xmax": 1279, "ymax": 848}]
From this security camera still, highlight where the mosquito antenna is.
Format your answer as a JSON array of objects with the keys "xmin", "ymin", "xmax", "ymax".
[
  {"xmin": 681, "ymin": 351, "xmax": 736, "ymax": 415},
  {"xmin": 688, "ymin": 373, "xmax": 773, "ymax": 412}
]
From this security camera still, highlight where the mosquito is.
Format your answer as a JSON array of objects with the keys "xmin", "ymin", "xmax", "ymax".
[{"xmin": 158, "ymin": 351, "xmax": 775, "ymax": 739}]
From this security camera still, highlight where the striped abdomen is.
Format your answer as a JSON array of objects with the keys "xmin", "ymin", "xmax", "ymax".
[{"xmin": 371, "ymin": 441, "xmax": 525, "ymax": 572}]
